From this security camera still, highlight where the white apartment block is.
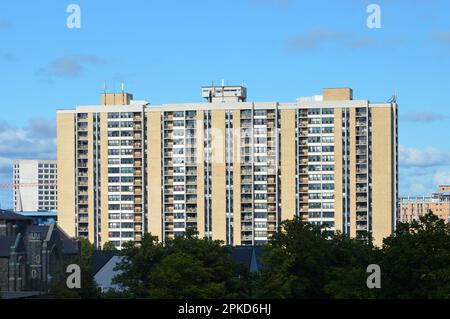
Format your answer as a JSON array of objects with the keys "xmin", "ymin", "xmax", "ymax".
[{"xmin": 13, "ymin": 160, "xmax": 57, "ymax": 212}]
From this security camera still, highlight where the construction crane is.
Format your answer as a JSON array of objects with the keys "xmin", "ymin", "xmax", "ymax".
[
  {"xmin": 0, "ymin": 181, "xmax": 57, "ymax": 189},
  {"xmin": 0, "ymin": 182, "xmax": 57, "ymax": 211}
]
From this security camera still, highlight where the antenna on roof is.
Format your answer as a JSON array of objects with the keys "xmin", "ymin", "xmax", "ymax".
[
  {"xmin": 388, "ymin": 90, "xmax": 397, "ymax": 103},
  {"xmin": 221, "ymin": 79, "xmax": 225, "ymax": 87},
  {"xmin": 121, "ymin": 82, "xmax": 125, "ymax": 93},
  {"xmin": 103, "ymin": 81, "xmax": 107, "ymax": 93}
]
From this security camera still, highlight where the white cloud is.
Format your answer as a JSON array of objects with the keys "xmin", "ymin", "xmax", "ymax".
[
  {"xmin": 400, "ymin": 112, "xmax": 449, "ymax": 122},
  {"xmin": 0, "ymin": 118, "xmax": 56, "ymax": 209},
  {"xmin": 399, "ymin": 145, "xmax": 450, "ymax": 167},
  {"xmin": 430, "ymin": 31, "xmax": 450, "ymax": 46},
  {"xmin": 36, "ymin": 54, "xmax": 105, "ymax": 78},
  {"xmin": 434, "ymin": 171, "xmax": 450, "ymax": 185}
]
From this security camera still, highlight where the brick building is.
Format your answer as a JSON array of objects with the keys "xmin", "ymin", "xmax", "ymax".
[
  {"xmin": 0, "ymin": 210, "xmax": 79, "ymax": 293},
  {"xmin": 399, "ymin": 186, "xmax": 450, "ymax": 223}
]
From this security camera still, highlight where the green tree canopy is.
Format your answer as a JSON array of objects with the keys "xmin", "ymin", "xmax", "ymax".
[
  {"xmin": 254, "ymin": 217, "xmax": 377, "ymax": 299},
  {"xmin": 102, "ymin": 241, "xmax": 118, "ymax": 251},
  {"xmin": 112, "ymin": 230, "xmax": 251, "ymax": 298},
  {"xmin": 378, "ymin": 212, "xmax": 450, "ymax": 299}
]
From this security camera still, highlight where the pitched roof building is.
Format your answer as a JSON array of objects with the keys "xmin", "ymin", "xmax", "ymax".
[{"xmin": 0, "ymin": 210, "xmax": 79, "ymax": 294}]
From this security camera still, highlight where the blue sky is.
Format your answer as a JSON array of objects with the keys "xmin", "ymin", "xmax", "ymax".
[{"xmin": 1, "ymin": 0, "xmax": 450, "ymax": 208}]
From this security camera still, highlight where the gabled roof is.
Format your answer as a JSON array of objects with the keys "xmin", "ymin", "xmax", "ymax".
[
  {"xmin": 0, "ymin": 210, "xmax": 34, "ymax": 221},
  {"xmin": 229, "ymin": 246, "xmax": 264, "ymax": 273},
  {"xmin": 91, "ymin": 250, "xmax": 118, "ymax": 275}
]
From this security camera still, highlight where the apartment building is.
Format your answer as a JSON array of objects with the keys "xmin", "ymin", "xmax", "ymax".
[
  {"xmin": 57, "ymin": 86, "xmax": 398, "ymax": 248},
  {"xmin": 13, "ymin": 160, "xmax": 57, "ymax": 212},
  {"xmin": 399, "ymin": 185, "xmax": 450, "ymax": 223}
]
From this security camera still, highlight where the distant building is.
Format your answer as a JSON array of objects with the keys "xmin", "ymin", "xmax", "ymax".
[
  {"xmin": 13, "ymin": 160, "xmax": 57, "ymax": 213},
  {"xmin": 399, "ymin": 185, "xmax": 450, "ymax": 223},
  {"xmin": 0, "ymin": 210, "xmax": 78, "ymax": 293}
]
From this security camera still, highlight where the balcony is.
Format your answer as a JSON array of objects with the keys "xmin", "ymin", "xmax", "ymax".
[
  {"xmin": 356, "ymin": 215, "xmax": 368, "ymax": 222},
  {"xmin": 134, "ymin": 170, "xmax": 143, "ymax": 176},
  {"xmin": 186, "ymin": 178, "xmax": 197, "ymax": 185},
  {"xmin": 164, "ymin": 216, "xmax": 173, "ymax": 223}
]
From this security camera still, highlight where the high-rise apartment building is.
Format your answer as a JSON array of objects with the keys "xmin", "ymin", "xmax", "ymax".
[
  {"xmin": 57, "ymin": 86, "xmax": 398, "ymax": 248},
  {"xmin": 399, "ymin": 185, "xmax": 450, "ymax": 223},
  {"xmin": 13, "ymin": 160, "xmax": 57, "ymax": 212}
]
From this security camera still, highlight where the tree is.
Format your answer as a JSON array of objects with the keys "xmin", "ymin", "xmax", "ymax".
[
  {"xmin": 255, "ymin": 217, "xmax": 332, "ymax": 298},
  {"xmin": 44, "ymin": 238, "xmax": 101, "ymax": 299},
  {"xmin": 103, "ymin": 241, "xmax": 117, "ymax": 251},
  {"xmin": 112, "ymin": 230, "xmax": 251, "ymax": 298},
  {"xmin": 79, "ymin": 237, "xmax": 95, "ymax": 265},
  {"xmin": 324, "ymin": 233, "xmax": 379, "ymax": 299},
  {"xmin": 254, "ymin": 217, "xmax": 377, "ymax": 299},
  {"xmin": 377, "ymin": 212, "xmax": 450, "ymax": 299}
]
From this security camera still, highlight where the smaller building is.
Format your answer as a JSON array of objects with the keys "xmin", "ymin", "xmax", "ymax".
[
  {"xmin": 399, "ymin": 185, "xmax": 450, "ymax": 223},
  {"xmin": 90, "ymin": 250, "xmax": 125, "ymax": 293},
  {"xmin": 13, "ymin": 160, "xmax": 57, "ymax": 213},
  {"xmin": 0, "ymin": 210, "xmax": 79, "ymax": 293}
]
